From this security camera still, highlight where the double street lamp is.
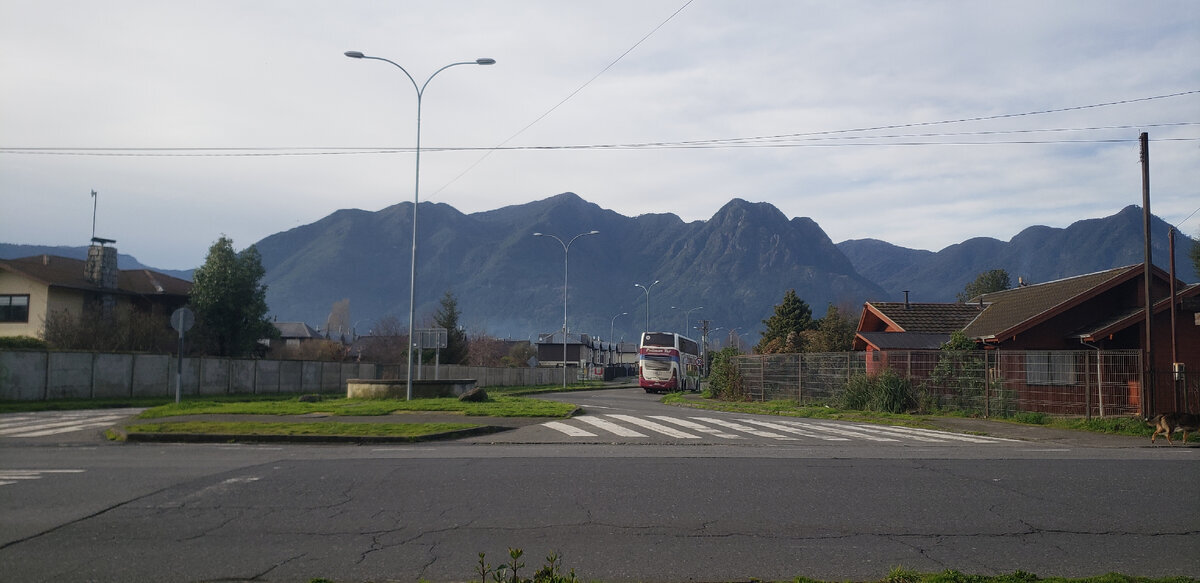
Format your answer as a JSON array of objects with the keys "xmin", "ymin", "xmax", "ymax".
[
  {"xmin": 343, "ymin": 51, "xmax": 495, "ymax": 400},
  {"xmin": 634, "ymin": 280, "xmax": 660, "ymax": 333},
  {"xmin": 671, "ymin": 305, "xmax": 703, "ymax": 336},
  {"xmin": 534, "ymin": 230, "xmax": 599, "ymax": 389}
]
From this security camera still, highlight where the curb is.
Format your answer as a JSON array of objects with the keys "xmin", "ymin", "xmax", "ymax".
[{"xmin": 117, "ymin": 424, "xmax": 512, "ymax": 445}]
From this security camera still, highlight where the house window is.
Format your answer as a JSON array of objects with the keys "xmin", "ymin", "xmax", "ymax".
[
  {"xmin": 0, "ymin": 295, "xmax": 30, "ymax": 323},
  {"xmin": 1025, "ymin": 351, "xmax": 1077, "ymax": 385}
]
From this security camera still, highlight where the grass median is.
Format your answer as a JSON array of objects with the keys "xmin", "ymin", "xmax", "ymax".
[
  {"xmin": 135, "ymin": 393, "xmax": 577, "ymax": 419},
  {"xmin": 121, "ymin": 420, "xmax": 482, "ymax": 439}
]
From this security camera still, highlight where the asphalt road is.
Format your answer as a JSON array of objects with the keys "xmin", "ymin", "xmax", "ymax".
[{"xmin": 2, "ymin": 388, "xmax": 1197, "ymax": 582}]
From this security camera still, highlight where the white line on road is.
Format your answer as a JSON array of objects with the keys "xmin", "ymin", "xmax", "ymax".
[
  {"xmin": 541, "ymin": 421, "xmax": 598, "ymax": 437},
  {"xmin": 736, "ymin": 418, "xmax": 851, "ymax": 441},
  {"xmin": 576, "ymin": 415, "xmax": 648, "ymax": 437},
  {"xmin": 649, "ymin": 416, "xmax": 744, "ymax": 439},
  {"xmin": 691, "ymin": 417, "xmax": 798, "ymax": 440},
  {"xmin": 607, "ymin": 414, "xmax": 700, "ymax": 439}
]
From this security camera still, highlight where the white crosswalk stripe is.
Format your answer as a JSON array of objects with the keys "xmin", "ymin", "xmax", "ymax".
[
  {"xmin": 607, "ymin": 414, "xmax": 700, "ymax": 439},
  {"xmin": 0, "ymin": 469, "xmax": 85, "ymax": 487},
  {"xmin": 0, "ymin": 409, "xmax": 141, "ymax": 438},
  {"xmin": 539, "ymin": 413, "xmax": 1019, "ymax": 445}
]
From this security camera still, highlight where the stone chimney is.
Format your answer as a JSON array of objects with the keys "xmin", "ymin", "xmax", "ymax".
[{"xmin": 85, "ymin": 238, "xmax": 119, "ymax": 289}]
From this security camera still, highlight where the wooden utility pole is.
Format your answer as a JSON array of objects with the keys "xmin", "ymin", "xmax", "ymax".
[{"xmin": 1140, "ymin": 132, "xmax": 1154, "ymax": 415}]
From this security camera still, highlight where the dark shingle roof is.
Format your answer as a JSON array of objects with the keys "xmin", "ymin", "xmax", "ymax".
[
  {"xmin": 0, "ymin": 255, "xmax": 191, "ymax": 297},
  {"xmin": 866, "ymin": 302, "xmax": 985, "ymax": 334},
  {"xmin": 961, "ymin": 265, "xmax": 1139, "ymax": 340},
  {"xmin": 273, "ymin": 322, "xmax": 323, "ymax": 339},
  {"xmin": 857, "ymin": 332, "xmax": 951, "ymax": 350}
]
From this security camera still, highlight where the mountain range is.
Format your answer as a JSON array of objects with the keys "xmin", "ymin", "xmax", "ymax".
[{"xmin": 4, "ymin": 196, "xmax": 1196, "ymax": 345}]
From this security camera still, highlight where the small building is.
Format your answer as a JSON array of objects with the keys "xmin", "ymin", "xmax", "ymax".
[
  {"xmin": 0, "ymin": 243, "xmax": 191, "ymax": 338},
  {"xmin": 855, "ymin": 264, "xmax": 1200, "ymax": 415},
  {"xmin": 269, "ymin": 322, "xmax": 324, "ymax": 348}
]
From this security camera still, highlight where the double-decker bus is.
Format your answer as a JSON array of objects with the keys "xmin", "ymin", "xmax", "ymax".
[{"xmin": 638, "ymin": 332, "xmax": 701, "ymax": 393}]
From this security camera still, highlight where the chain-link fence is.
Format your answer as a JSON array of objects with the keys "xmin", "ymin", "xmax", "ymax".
[{"xmin": 734, "ymin": 349, "xmax": 1151, "ymax": 417}]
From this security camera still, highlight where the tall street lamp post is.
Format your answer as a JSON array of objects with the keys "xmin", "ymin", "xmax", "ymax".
[
  {"xmin": 634, "ymin": 280, "xmax": 660, "ymax": 333},
  {"xmin": 610, "ymin": 312, "xmax": 627, "ymax": 345},
  {"xmin": 534, "ymin": 230, "xmax": 599, "ymax": 389},
  {"xmin": 671, "ymin": 305, "xmax": 703, "ymax": 336},
  {"xmin": 344, "ymin": 51, "xmax": 495, "ymax": 401}
]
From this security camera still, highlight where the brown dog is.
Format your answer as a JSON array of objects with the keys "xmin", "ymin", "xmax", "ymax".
[{"xmin": 1148, "ymin": 412, "xmax": 1200, "ymax": 445}]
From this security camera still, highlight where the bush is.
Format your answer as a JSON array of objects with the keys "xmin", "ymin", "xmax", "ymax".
[
  {"xmin": 840, "ymin": 369, "xmax": 917, "ymax": 413},
  {"xmin": 707, "ymin": 347, "xmax": 745, "ymax": 400}
]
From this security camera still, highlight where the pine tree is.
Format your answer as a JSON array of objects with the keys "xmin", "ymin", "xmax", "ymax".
[
  {"xmin": 754, "ymin": 289, "xmax": 813, "ymax": 354},
  {"xmin": 434, "ymin": 290, "xmax": 469, "ymax": 364}
]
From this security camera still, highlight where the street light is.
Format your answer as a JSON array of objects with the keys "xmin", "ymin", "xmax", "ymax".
[
  {"xmin": 634, "ymin": 280, "xmax": 660, "ymax": 332},
  {"xmin": 534, "ymin": 230, "xmax": 599, "ymax": 389},
  {"xmin": 670, "ymin": 305, "xmax": 703, "ymax": 336},
  {"xmin": 610, "ymin": 312, "xmax": 627, "ymax": 345},
  {"xmin": 344, "ymin": 51, "xmax": 495, "ymax": 401}
]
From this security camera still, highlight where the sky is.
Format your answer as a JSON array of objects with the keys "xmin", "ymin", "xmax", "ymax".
[{"xmin": 1, "ymin": 0, "xmax": 1198, "ymax": 270}]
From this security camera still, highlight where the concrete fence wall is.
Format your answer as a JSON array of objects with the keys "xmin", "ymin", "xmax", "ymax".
[
  {"xmin": 375, "ymin": 363, "xmax": 567, "ymax": 387},
  {"xmin": 0, "ymin": 350, "xmax": 377, "ymax": 401}
]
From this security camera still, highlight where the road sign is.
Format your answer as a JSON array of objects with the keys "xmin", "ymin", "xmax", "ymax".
[
  {"xmin": 170, "ymin": 307, "xmax": 194, "ymax": 334},
  {"xmin": 415, "ymin": 328, "xmax": 448, "ymax": 349}
]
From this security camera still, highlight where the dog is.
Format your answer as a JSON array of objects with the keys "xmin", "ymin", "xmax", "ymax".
[{"xmin": 1146, "ymin": 412, "xmax": 1200, "ymax": 445}]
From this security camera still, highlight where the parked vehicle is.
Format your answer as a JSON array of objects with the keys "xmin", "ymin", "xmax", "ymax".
[{"xmin": 638, "ymin": 331, "xmax": 701, "ymax": 393}]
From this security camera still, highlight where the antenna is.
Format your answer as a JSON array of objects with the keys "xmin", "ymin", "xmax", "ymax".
[{"xmin": 91, "ymin": 190, "xmax": 98, "ymax": 240}]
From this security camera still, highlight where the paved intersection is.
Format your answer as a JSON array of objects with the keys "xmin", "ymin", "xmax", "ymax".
[{"xmin": 0, "ymin": 408, "xmax": 143, "ymax": 439}]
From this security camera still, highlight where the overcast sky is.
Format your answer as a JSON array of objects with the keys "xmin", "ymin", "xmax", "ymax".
[{"xmin": 2, "ymin": 0, "xmax": 1198, "ymax": 270}]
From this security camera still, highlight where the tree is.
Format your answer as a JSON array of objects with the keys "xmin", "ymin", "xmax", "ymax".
[
  {"xmin": 433, "ymin": 290, "xmax": 469, "ymax": 364},
  {"xmin": 755, "ymin": 289, "xmax": 814, "ymax": 354},
  {"xmin": 802, "ymin": 304, "xmax": 858, "ymax": 353},
  {"xmin": 189, "ymin": 236, "xmax": 276, "ymax": 357},
  {"xmin": 957, "ymin": 269, "xmax": 1011, "ymax": 302},
  {"xmin": 325, "ymin": 298, "xmax": 350, "ymax": 342}
]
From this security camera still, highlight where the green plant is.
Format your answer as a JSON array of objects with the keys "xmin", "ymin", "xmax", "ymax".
[
  {"xmin": 475, "ymin": 548, "xmax": 578, "ymax": 583},
  {"xmin": 708, "ymin": 346, "xmax": 745, "ymax": 401},
  {"xmin": 840, "ymin": 369, "xmax": 917, "ymax": 413},
  {"xmin": 0, "ymin": 335, "xmax": 48, "ymax": 350}
]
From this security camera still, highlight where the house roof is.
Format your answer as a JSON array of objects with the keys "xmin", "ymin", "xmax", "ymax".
[
  {"xmin": 273, "ymin": 322, "xmax": 323, "ymax": 339},
  {"xmin": 862, "ymin": 302, "xmax": 985, "ymax": 334},
  {"xmin": 961, "ymin": 265, "xmax": 1141, "ymax": 341},
  {"xmin": 857, "ymin": 332, "xmax": 951, "ymax": 351},
  {"xmin": 0, "ymin": 255, "xmax": 191, "ymax": 297}
]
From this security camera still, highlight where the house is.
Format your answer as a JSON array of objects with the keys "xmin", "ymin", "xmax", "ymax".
[
  {"xmin": 269, "ymin": 322, "xmax": 324, "ymax": 348},
  {"xmin": 855, "ymin": 264, "xmax": 1200, "ymax": 415},
  {"xmin": 0, "ymin": 243, "xmax": 191, "ymax": 338}
]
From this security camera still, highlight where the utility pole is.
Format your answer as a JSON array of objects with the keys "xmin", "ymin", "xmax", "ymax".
[{"xmin": 1140, "ymin": 132, "xmax": 1154, "ymax": 416}]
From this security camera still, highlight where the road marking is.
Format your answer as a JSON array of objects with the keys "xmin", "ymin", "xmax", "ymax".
[
  {"xmin": 576, "ymin": 415, "xmax": 647, "ymax": 437},
  {"xmin": 607, "ymin": 414, "xmax": 700, "ymax": 439},
  {"xmin": 649, "ymin": 416, "xmax": 744, "ymax": 439},
  {"xmin": 0, "ymin": 469, "xmax": 86, "ymax": 487},
  {"xmin": 849, "ymin": 424, "xmax": 1019, "ymax": 443},
  {"xmin": 690, "ymin": 417, "xmax": 799, "ymax": 440},
  {"xmin": 766, "ymin": 419, "xmax": 901, "ymax": 442},
  {"xmin": 541, "ymin": 421, "xmax": 597, "ymax": 437},
  {"xmin": 0, "ymin": 412, "xmax": 131, "ymax": 437},
  {"xmin": 736, "ymin": 418, "xmax": 851, "ymax": 441}
]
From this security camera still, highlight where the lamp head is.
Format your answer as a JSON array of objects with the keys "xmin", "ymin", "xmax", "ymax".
[
  {"xmin": 587, "ymin": 230, "xmax": 599, "ymax": 235},
  {"xmin": 533, "ymin": 232, "xmax": 543, "ymax": 237},
  {"xmin": 344, "ymin": 51, "xmax": 365, "ymax": 59},
  {"xmin": 476, "ymin": 58, "xmax": 497, "ymax": 65}
]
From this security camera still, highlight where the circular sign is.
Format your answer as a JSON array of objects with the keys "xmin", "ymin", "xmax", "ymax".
[{"xmin": 170, "ymin": 307, "xmax": 195, "ymax": 333}]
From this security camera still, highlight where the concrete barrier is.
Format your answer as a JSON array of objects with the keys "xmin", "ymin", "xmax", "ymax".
[{"xmin": 346, "ymin": 379, "xmax": 477, "ymax": 400}]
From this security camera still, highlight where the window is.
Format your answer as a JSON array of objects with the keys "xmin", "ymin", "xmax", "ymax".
[
  {"xmin": 0, "ymin": 295, "xmax": 30, "ymax": 323},
  {"xmin": 1025, "ymin": 351, "xmax": 1077, "ymax": 385}
]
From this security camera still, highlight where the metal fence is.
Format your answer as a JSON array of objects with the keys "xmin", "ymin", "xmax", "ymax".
[{"xmin": 734, "ymin": 349, "xmax": 1158, "ymax": 417}]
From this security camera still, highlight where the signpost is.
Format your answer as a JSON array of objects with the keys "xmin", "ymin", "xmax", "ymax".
[
  {"xmin": 415, "ymin": 328, "xmax": 448, "ymax": 380},
  {"xmin": 169, "ymin": 308, "xmax": 194, "ymax": 403}
]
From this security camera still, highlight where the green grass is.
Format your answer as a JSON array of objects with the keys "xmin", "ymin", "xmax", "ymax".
[
  {"xmin": 122, "ymin": 421, "xmax": 481, "ymax": 438},
  {"xmin": 0, "ymin": 396, "xmax": 178, "ymax": 414},
  {"xmin": 136, "ymin": 394, "xmax": 576, "ymax": 419}
]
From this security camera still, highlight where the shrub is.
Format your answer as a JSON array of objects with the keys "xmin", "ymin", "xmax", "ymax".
[
  {"xmin": 840, "ymin": 369, "xmax": 917, "ymax": 413},
  {"xmin": 707, "ymin": 347, "xmax": 745, "ymax": 401}
]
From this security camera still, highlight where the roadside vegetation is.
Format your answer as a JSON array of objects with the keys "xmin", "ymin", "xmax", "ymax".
[
  {"xmin": 305, "ymin": 550, "xmax": 1197, "ymax": 583},
  {"xmin": 136, "ymin": 392, "xmax": 577, "ymax": 419},
  {"xmin": 120, "ymin": 420, "xmax": 481, "ymax": 439}
]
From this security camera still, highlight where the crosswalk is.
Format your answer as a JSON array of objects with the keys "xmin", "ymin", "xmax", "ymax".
[
  {"xmin": 540, "ymin": 414, "xmax": 1019, "ymax": 444},
  {"xmin": 0, "ymin": 408, "xmax": 142, "ymax": 438}
]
